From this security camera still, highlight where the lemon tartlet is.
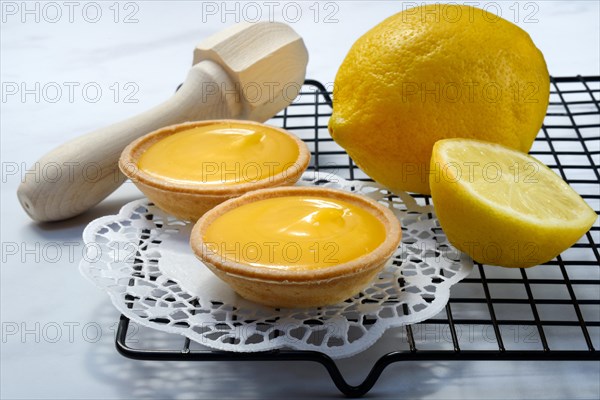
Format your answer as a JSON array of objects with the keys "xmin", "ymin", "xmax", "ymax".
[
  {"xmin": 119, "ymin": 120, "xmax": 310, "ymax": 221},
  {"xmin": 190, "ymin": 187, "xmax": 402, "ymax": 308}
]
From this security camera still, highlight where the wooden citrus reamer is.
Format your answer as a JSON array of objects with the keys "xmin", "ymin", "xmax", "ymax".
[{"xmin": 17, "ymin": 22, "xmax": 308, "ymax": 222}]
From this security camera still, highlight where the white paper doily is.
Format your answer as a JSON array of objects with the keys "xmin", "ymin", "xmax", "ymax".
[{"xmin": 80, "ymin": 172, "xmax": 473, "ymax": 359}]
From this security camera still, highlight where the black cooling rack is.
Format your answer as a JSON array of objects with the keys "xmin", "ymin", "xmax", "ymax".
[{"xmin": 115, "ymin": 77, "xmax": 600, "ymax": 397}]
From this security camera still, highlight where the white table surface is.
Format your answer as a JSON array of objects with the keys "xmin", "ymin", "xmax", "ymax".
[{"xmin": 1, "ymin": 1, "xmax": 599, "ymax": 399}]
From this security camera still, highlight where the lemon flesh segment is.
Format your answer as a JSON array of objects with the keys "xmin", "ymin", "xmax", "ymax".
[{"xmin": 430, "ymin": 139, "xmax": 597, "ymax": 268}]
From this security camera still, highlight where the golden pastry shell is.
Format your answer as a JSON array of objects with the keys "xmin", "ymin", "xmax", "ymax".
[{"xmin": 119, "ymin": 120, "xmax": 311, "ymax": 221}]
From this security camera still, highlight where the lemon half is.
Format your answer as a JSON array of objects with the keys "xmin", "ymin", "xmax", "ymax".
[{"xmin": 430, "ymin": 139, "xmax": 597, "ymax": 268}]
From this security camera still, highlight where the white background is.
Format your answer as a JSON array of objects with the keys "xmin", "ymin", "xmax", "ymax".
[{"xmin": 1, "ymin": 1, "xmax": 599, "ymax": 399}]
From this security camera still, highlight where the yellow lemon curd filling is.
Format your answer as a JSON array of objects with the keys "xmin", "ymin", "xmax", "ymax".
[
  {"xmin": 203, "ymin": 196, "xmax": 387, "ymax": 270},
  {"xmin": 138, "ymin": 122, "xmax": 300, "ymax": 185}
]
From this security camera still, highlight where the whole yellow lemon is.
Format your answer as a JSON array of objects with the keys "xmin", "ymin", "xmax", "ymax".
[{"xmin": 328, "ymin": 4, "xmax": 550, "ymax": 194}]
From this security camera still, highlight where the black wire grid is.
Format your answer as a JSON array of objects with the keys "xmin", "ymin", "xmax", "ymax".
[{"xmin": 116, "ymin": 77, "xmax": 600, "ymax": 397}]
